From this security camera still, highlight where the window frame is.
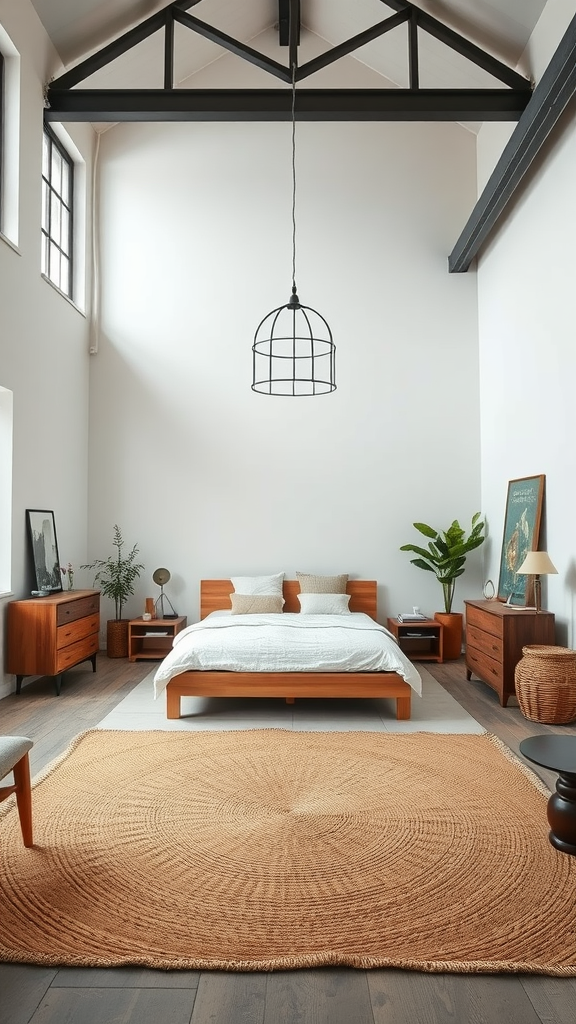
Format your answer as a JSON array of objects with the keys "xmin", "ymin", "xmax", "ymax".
[
  {"xmin": 41, "ymin": 122, "xmax": 74, "ymax": 299},
  {"xmin": 0, "ymin": 51, "xmax": 4, "ymax": 202}
]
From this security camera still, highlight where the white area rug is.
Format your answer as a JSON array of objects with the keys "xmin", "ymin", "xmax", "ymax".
[{"xmin": 97, "ymin": 666, "xmax": 484, "ymax": 733}]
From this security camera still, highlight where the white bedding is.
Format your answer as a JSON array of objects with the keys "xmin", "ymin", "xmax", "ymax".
[{"xmin": 153, "ymin": 612, "xmax": 422, "ymax": 698}]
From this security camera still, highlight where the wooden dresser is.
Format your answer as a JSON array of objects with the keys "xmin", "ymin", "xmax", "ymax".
[
  {"xmin": 7, "ymin": 590, "xmax": 100, "ymax": 695},
  {"xmin": 464, "ymin": 599, "xmax": 555, "ymax": 707}
]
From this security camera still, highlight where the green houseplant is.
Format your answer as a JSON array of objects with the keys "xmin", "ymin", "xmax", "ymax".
[
  {"xmin": 400, "ymin": 514, "xmax": 486, "ymax": 659},
  {"xmin": 82, "ymin": 525, "xmax": 144, "ymax": 658}
]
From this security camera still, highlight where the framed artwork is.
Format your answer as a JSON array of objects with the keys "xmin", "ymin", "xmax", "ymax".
[
  {"xmin": 26, "ymin": 509, "xmax": 62, "ymax": 592},
  {"xmin": 497, "ymin": 475, "xmax": 545, "ymax": 605}
]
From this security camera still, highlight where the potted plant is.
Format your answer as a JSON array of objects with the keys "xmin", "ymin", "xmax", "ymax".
[
  {"xmin": 400, "ymin": 514, "xmax": 486, "ymax": 659},
  {"xmin": 82, "ymin": 525, "xmax": 144, "ymax": 659}
]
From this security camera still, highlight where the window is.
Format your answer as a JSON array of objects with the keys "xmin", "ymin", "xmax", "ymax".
[
  {"xmin": 0, "ymin": 23, "xmax": 20, "ymax": 245},
  {"xmin": 0, "ymin": 386, "xmax": 13, "ymax": 595},
  {"xmin": 41, "ymin": 125, "xmax": 74, "ymax": 297},
  {"xmin": 0, "ymin": 51, "xmax": 4, "ymax": 201}
]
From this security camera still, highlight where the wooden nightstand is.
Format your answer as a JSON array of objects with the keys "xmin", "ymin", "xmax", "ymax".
[
  {"xmin": 387, "ymin": 617, "xmax": 444, "ymax": 663},
  {"xmin": 128, "ymin": 616, "xmax": 187, "ymax": 662}
]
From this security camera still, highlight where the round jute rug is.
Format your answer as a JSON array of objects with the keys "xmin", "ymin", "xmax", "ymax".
[{"xmin": 1, "ymin": 728, "xmax": 575, "ymax": 973}]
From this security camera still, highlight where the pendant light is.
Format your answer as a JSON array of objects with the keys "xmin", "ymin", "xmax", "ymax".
[{"xmin": 252, "ymin": 65, "xmax": 336, "ymax": 397}]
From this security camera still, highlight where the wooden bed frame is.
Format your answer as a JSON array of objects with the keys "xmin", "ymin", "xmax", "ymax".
[{"xmin": 165, "ymin": 579, "xmax": 412, "ymax": 721}]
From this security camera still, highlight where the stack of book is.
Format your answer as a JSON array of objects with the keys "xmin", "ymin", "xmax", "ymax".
[{"xmin": 397, "ymin": 612, "xmax": 427, "ymax": 622}]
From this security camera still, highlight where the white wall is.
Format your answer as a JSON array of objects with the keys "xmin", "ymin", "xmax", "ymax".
[
  {"xmin": 477, "ymin": 1, "xmax": 576, "ymax": 646},
  {"xmin": 88, "ymin": 112, "xmax": 482, "ymax": 628},
  {"xmin": 0, "ymin": 0, "xmax": 95, "ymax": 697},
  {"xmin": 1, "ymin": 0, "xmax": 573, "ymax": 697}
]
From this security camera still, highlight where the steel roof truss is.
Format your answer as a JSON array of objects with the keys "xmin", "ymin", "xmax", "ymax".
[{"xmin": 48, "ymin": 0, "xmax": 531, "ymax": 109}]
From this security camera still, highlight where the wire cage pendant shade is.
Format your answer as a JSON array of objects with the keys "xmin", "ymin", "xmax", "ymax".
[
  {"xmin": 252, "ymin": 66, "xmax": 336, "ymax": 397},
  {"xmin": 252, "ymin": 286, "xmax": 336, "ymax": 397}
]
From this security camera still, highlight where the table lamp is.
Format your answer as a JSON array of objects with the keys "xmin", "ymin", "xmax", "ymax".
[
  {"xmin": 152, "ymin": 567, "xmax": 178, "ymax": 619},
  {"xmin": 516, "ymin": 551, "xmax": 558, "ymax": 612}
]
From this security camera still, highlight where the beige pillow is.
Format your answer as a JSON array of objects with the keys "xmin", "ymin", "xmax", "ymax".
[
  {"xmin": 298, "ymin": 593, "xmax": 351, "ymax": 614},
  {"xmin": 296, "ymin": 572, "xmax": 348, "ymax": 594},
  {"xmin": 230, "ymin": 593, "xmax": 284, "ymax": 615}
]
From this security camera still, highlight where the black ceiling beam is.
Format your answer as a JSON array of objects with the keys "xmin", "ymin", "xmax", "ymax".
[
  {"xmin": 44, "ymin": 87, "xmax": 530, "ymax": 123},
  {"xmin": 164, "ymin": 9, "xmax": 174, "ymax": 90},
  {"xmin": 288, "ymin": 0, "xmax": 300, "ymax": 72},
  {"xmin": 298, "ymin": 9, "xmax": 409, "ymax": 80},
  {"xmin": 408, "ymin": 10, "xmax": 419, "ymax": 90},
  {"xmin": 278, "ymin": 0, "xmax": 290, "ymax": 47},
  {"xmin": 49, "ymin": 0, "xmax": 532, "ymax": 102},
  {"xmin": 380, "ymin": 1, "xmax": 531, "ymax": 90},
  {"xmin": 449, "ymin": 11, "xmax": 576, "ymax": 272},
  {"xmin": 51, "ymin": 0, "xmax": 202, "ymax": 91},
  {"xmin": 173, "ymin": 9, "xmax": 290, "ymax": 83}
]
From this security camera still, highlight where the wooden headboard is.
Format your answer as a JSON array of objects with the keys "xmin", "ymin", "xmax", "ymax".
[{"xmin": 200, "ymin": 580, "xmax": 377, "ymax": 619}]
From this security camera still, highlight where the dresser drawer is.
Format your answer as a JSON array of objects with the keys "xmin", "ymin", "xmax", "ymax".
[
  {"xmin": 57, "ymin": 614, "xmax": 99, "ymax": 650},
  {"xmin": 465, "ymin": 603, "xmax": 502, "ymax": 638},
  {"xmin": 466, "ymin": 624, "xmax": 503, "ymax": 662},
  {"xmin": 57, "ymin": 595, "xmax": 100, "ymax": 625},
  {"xmin": 56, "ymin": 633, "xmax": 99, "ymax": 673},
  {"xmin": 466, "ymin": 645, "xmax": 503, "ymax": 688}
]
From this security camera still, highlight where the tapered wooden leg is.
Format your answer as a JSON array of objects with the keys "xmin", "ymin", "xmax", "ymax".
[
  {"xmin": 166, "ymin": 686, "xmax": 181, "ymax": 720},
  {"xmin": 13, "ymin": 752, "xmax": 33, "ymax": 847},
  {"xmin": 396, "ymin": 695, "xmax": 411, "ymax": 720}
]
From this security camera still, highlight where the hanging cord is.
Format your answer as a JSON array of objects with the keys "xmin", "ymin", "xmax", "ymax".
[{"xmin": 291, "ymin": 63, "xmax": 297, "ymax": 297}]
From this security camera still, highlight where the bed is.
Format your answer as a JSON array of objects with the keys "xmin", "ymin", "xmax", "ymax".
[{"xmin": 154, "ymin": 579, "xmax": 421, "ymax": 721}]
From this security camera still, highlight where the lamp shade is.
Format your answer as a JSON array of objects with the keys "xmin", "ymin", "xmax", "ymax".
[{"xmin": 516, "ymin": 551, "xmax": 558, "ymax": 575}]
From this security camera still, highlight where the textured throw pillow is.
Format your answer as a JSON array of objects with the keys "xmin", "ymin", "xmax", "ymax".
[
  {"xmin": 296, "ymin": 572, "xmax": 348, "ymax": 594},
  {"xmin": 230, "ymin": 594, "xmax": 285, "ymax": 615},
  {"xmin": 298, "ymin": 593, "xmax": 351, "ymax": 614},
  {"xmin": 231, "ymin": 572, "xmax": 285, "ymax": 596}
]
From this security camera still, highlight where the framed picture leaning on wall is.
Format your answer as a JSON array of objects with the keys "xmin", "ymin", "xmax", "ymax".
[
  {"xmin": 26, "ymin": 509, "xmax": 62, "ymax": 593},
  {"xmin": 497, "ymin": 475, "xmax": 545, "ymax": 606}
]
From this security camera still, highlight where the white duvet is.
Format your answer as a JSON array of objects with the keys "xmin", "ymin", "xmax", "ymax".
[{"xmin": 153, "ymin": 612, "xmax": 422, "ymax": 698}]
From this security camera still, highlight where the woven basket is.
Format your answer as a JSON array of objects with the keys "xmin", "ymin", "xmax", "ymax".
[
  {"xmin": 106, "ymin": 619, "xmax": 129, "ymax": 659},
  {"xmin": 515, "ymin": 645, "xmax": 576, "ymax": 724}
]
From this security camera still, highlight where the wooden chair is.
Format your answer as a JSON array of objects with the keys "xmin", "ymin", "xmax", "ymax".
[{"xmin": 0, "ymin": 736, "xmax": 33, "ymax": 847}]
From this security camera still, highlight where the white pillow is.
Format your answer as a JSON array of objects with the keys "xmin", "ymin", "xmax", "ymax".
[
  {"xmin": 298, "ymin": 593, "xmax": 352, "ymax": 614},
  {"xmin": 231, "ymin": 572, "xmax": 284, "ymax": 596}
]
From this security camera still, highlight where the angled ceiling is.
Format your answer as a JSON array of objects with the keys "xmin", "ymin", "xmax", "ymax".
[
  {"xmin": 30, "ymin": 0, "xmax": 549, "ymax": 76},
  {"xmin": 32, "ymin": 1, "xmax": 548, "ymax": 128},
  {"xmin": 32, "ymin": 1, "xmax": 573, "ymax": 274}
]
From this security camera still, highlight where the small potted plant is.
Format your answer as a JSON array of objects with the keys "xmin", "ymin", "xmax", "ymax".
[
  {"xmin": 82, "ymin": 525, "xmax": 144, "ymax": 658},
  {"xmin": 400, "ymin": 514, "xmax": 486, "ymax": 659}
]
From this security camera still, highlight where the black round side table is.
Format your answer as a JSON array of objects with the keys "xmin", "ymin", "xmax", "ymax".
[{"xmin": 519, "ymin": 735, "xmax": 576, "ymax": 856}]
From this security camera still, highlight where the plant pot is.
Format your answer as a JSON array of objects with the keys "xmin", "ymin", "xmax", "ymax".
[
  {"xmin": 107, "ymin": 619, "xmax": 129, "ymax": 659},
  {"xmin": 434, "ymin": 612, "xmax": 463, "ymax": 661}
]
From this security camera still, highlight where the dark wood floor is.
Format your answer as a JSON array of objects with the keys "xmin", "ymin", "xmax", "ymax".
[{"xmin": 1, "ymin": 656, "xmax": 575, "ymax": 1024}]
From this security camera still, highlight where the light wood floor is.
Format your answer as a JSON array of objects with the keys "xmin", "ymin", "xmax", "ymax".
[{"xmin": 1, "ymin": 655, "xmax": 575, "ymax": 1024}]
